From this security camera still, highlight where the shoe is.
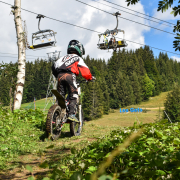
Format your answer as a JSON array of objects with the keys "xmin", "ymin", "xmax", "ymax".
[{"xmin": 68, "ymin": 114, "xmax": 79, "ymax": 123}]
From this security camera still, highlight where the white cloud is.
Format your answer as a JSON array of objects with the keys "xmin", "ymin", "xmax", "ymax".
[
  {"xmin": 150, "ymin": 8, "xmax": 178, "ymax": 34},
  {"xmin": 153, "ymin": 8, "xmax": 178, "ymax": 21},
  {"xmin": 171, "ymin": 56, "xmax": 180, "ymax": 62},
  {"xmin": 0, "ymin": 0, "xmax": 149, "ymax": 64}
]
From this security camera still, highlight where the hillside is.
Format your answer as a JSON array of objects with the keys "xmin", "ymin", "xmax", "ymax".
[{"xmin": 0, "ymin": 91, "xmax": 169, "ymax": 179}]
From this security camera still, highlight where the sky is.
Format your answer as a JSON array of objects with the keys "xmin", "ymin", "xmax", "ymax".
[{"xmin": 0, "ymin": 0, "xmax": 180, "ymax": 64}]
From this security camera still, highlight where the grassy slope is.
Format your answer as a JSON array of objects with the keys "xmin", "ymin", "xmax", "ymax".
[
  {"xmin": 21, "ymin": 97, "xmax": 54, "ymax": 112},
  {"xmin": 91, "ymin": 91, "xmax": 168, "ymax": 127},
  {"xmin": 0, "ymin": 92, "xmax": 168, "ymax": 179}
]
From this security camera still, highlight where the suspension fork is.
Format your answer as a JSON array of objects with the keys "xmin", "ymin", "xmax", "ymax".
[{"xmin": 78, "ymin": 86, "xmax": 82, "ymax": 126}]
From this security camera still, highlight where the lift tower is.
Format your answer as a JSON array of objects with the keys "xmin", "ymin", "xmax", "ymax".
[{"xmin": 44, "ymin": 50, "xmax": 61, "ymax": 111}]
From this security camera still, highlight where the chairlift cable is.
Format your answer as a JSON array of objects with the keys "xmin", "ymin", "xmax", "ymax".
[
  {"xmin": 90, "ymin": 0, "xmax": 173, "ymax": 28},
  {"xmin": 0, "ymin": 52, "xmax": 46, "ymax": 58},
  {"xmin": 0, "ymin": 0, "xmax": 179, "ymax": 56},
  {"xmin": 75, "ymin": 0, "xmax": 176, "ymax": 36},
  {"xmin": 0, "ymin": 55, "xmax": 37, "ymax": 59},
  {"xmin": 102, "ymin": 0, "xmax": 176, "ymax": 26}
]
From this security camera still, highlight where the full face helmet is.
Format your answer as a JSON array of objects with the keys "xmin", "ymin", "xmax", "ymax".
[{"xmin": 67, "ymin": 40, "xmax": 85, "ymax": 57}]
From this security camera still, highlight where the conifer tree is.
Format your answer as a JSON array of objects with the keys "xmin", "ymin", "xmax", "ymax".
[
  {"xmin": 164, "ymin": 85, "xmax": 180, "ymax": 122},
  {"xmin": 142, "ymin": 74, "xmax": 155, "ymax": 100},
  {"xmin": 115, "ymin": 71, "xmax": 126, "ymax": 107},
  {"xmin": 99, "ymin": 76, "xmax": 109, "ymax": 114},
  {"xmin": 89, "ymin": 81, "xmax": 103, "ymax": 119},
  {"xmin": 124, "ymin": 75, "xmax": 135, "ymax": 106},
  {"xmin": 130, "ymin": 71, "xmax": 142, "ymax": 104},
  {"xmin": 82, "ymin": 83, "xmax": 92, "ymax": 120}
]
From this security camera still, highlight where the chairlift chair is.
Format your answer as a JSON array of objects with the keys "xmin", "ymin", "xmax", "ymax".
[
  {"xmin": 28, "ymin": 14, "xmax": 57, "ymax": 50},
  {"xmin": 97, "ymin": 12, "xmax": 128, "ymax": 51}
]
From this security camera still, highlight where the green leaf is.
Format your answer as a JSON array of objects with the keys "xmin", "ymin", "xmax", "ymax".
[
  {"xmin": 174, "ymin": 138, "xmax": 180, "ymax": 145},
  {"xmin": 71, "ymin": 148, "xmax": 77, "ymax": 154},
  {"xmin": 105, "ymin": 152, "xmax": 110, "ymax": 157},
  {"xmin": 27, "ymin": 176, "xmax": 34, "ymax": 180},
  {"xmin": 88, "ymin": 166, "xmax": 97, "ymax": 172},
  {"xmin": 83, "ymin": 174, "xmax": 91, "ymax": 180},
  {"xmin": 61, "ymin": 165, "xmax": 68, "ymax": 169},
  {"xmin": 155, "ymin": 130, "xmax": 163, "ymax": 138},
  {"xmin": 162, "ymin": 136, "xmax": 167, "ymax": 140},
  {"xmin": 171, "ymin": 10, "xmax": 175, "ymax": 15},
  {"xmin": 85, "ymin": 166, "xmax": 97, "ymax": 174},
  {"xmin": 5, "ymin": 125, "xmax": 10, "ymax": 131},
  {"xmin": 169, "ymin": 146, "xmax": 174, "ymax": 151},
  {"xmin": 42, "ymin": 178, "xmax": 50, "ymax": 180},
  {"xmin": 26, "ymin": 165, "xmax": 33, "ymax": 173},
  {"xmin": 99, "ymin": 175, "xmax": 113, "ymax": 180},
  {"xmin": 39, "ymin": 161, "xmax": 49, "ymax": 169},
  {"xmin": 70, "ymin": 172, "xmax": 83, "ymax": 180},
  {"xmin": 156, "ymin": 170, "xmax": 166, "ymax": 176},
  {"xmin": 121, "ymin": 169, "xmax": 128, "ymax": 174},
  {"xmin": 13, "ymin": 109, "xmax": 20, "ymax": 113},
  {"xmin": 173, "ymin": 126, "xmax": 179, "ymax": 130},
  {"xmin": 46, "ymin": 145, "xmax": 54, "ymax": 149}
]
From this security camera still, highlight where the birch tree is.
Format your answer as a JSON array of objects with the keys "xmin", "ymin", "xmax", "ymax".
[{"xmin": 13, "ymin": 0, "xmax": 26, "ymax": 110}]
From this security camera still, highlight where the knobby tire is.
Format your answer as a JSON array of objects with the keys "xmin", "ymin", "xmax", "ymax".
[{"xmin": 46, "ymin": 104, "xmax": 62, "ymax": 140}]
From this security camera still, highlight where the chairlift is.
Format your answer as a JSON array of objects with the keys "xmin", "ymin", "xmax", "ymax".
[
  {"xmin": 28, "ymin": 14, "xmax": 57, "ymax": 50},
  {"xmin": 97, "ymin": 12, "xmax": 128, "ymax": 51}
]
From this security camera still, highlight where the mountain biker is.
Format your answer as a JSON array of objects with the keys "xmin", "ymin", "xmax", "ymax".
[{"xmin": 52, "ymin": 40, "xmax": 95, "ymax": 122}]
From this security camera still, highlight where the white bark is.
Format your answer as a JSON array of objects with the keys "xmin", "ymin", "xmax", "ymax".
[{"xmin": 13, "ymin": 0, "xmax": 26, "ymax": 110}]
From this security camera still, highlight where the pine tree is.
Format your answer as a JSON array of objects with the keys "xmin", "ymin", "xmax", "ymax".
[
  {"xmin": 164, "ymin": 85, "xmax": 180, "ymax": 122},
  {"xmin": 142, "ymin": 74, "xmax": 155, "ymax": 100},
  {"xmin": 124, "ymin": 75, "xmax": 134, "ymax": 106},
  {"xmin": 99, "ymin": 76, "xmax": 109, "ymax": 114},
  {"xmin": 115, "ymin": 71, "xmax": 126, "ymax": 107},
  {"xmin": 130, "ymin": 71, "xmax": 142, "ymax": 104}
]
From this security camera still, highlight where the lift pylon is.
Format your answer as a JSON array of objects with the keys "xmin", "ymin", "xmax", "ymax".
[{"xmin": 43, "ymin": 50, "xmax": 61, "ymax": 111}]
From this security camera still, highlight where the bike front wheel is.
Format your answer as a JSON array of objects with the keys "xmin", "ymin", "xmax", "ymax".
[
  {"xmin": 46, "ymin": 104, "xmax": 62, "ymax": 140},
  {"xmin": 70, "ymin": 106, "xmax": 84, "ymax": 136}
]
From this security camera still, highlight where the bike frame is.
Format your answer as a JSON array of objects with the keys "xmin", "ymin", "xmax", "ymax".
[
  {"xmin": 51, "ymin": 80, "xmax": 84, "ymax": 125},
  {"xmin": 77, "ymin": 83, "xmax": 83, "ymax": 127}
]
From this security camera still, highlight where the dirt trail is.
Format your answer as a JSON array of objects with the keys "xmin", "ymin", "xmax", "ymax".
[
  {"xmin": 146, "ymin": 107, "xmax": 164, "ymax": 109},
  {"xmin": 0, "ymin": 137, "xmax": 97, "ymax": 180}
]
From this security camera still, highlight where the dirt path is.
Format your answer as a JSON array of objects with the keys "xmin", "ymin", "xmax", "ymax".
[
  {"xmin": 0, "ymin": 136, "xmax": 98, "ymax": 180},
  {"xmin": 146, "ymin": 107, "xmax": 164, "ymax": 109}
]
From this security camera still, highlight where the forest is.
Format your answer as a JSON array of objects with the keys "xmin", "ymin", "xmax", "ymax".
[{"xmin": 0, "ymin": 46, "xmax": 179, "ymax": 120}]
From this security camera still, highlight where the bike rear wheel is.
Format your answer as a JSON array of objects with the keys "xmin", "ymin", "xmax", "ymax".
[
  {"xmin": 46, "ymin": 104, "xmax": 62, "ymax": 140},
  {"xmin": 70, "ymin": 108, "xmax": 84, "ymax": 136}
]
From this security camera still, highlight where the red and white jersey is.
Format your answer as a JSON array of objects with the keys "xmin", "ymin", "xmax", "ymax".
[{"xmin": 52, "ymin": 54, "xmax": 92, "ymax": 81}]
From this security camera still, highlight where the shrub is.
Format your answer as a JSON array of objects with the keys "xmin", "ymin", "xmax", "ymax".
[
  {"xmin": 0, "ymin": 108, "xmax": 46, "ymax": 169},
  {"xmin": 164, "ymin": 85, "xmax": 180, "ymax": 122}
]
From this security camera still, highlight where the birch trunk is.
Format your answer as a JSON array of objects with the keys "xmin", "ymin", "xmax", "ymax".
[{"xmin": 13, "ymin": 0, "xmax": 26, "ymax": 110}]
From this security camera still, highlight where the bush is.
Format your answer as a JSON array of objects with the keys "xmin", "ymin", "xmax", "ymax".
[
  {"xmin": 164, "ymin": 85, "xmax": 180, "ymax": 122},
  {"xmin": 0, "ymin": 108, "xmax": 46, "ymax": 169},
  {"xmin": 40, "ymin": 121, "xmax": 180, "ymax": 179}
]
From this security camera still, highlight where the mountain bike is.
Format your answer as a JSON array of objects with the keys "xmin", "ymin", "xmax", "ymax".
[{"xmin": 46, "ymin": 80, "xmax": 85, "ymax": 140}]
